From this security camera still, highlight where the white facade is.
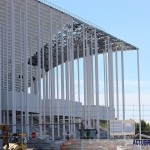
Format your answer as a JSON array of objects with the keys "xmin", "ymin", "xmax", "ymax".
[{"xmin": 0, "ymin": 0, "xmax": 139, "ymax": 139}]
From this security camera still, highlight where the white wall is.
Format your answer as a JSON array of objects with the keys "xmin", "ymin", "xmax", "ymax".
[{"xmin": 1, "ymin": 90, "xmax": 39, "ymax": 113}]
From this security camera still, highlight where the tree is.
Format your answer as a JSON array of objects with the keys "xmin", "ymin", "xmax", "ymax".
[{"xmin": 135, "ymin": 120, "xmax": 150, "ymax": 135}]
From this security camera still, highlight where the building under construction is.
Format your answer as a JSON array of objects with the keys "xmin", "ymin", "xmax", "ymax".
[{"xmin": 0, "ymin": 0, "xmax": 140, "ymax": 140}]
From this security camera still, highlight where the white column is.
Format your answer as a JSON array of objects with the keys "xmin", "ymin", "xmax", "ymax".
[
  {"xmin": 94, "ymin": 29, "xmax": 100, "ymax": 138},
  {"xmin": 115, "ymin": 48, "xmax": 119, "ymax": 120},
  {"xmin": 38, "ymin": 3, "xmax": 42, "ymax": 138},
  {"xmin": 25, "ymin": 0, "xmax": 29, "ymax": 135},
  {"xmin": 137, "ymin": 49, "xmax": 141, "ymax": 140},
  {"xmin": 6, "ymin": 0, "xmax": 9, "ymax": 124},
  {"xmin": 11, "ymin": 0, "xmax": 16, "ymax": 132},
  {"xmin": 83, "ymin": 25, "xmax": 87, "ymax": 129},
  {"xmin": 46, "ymin": 72, "xmax": 49, "ymax": 99},
  {"xmin": 56, "ymin": 31, "xmax": 60, "ymax": 136},
  {"xmin": 121, "ymin": 43, "xmax": 125, "ymax": 121},
  {"xmin": 30, "ymin": 37, "xmax": 33, "ymax": 94},
  {"xmin": 51, "ymin": 57, "xmax": 55, "ymax": 140},
  {"xmin": 66, "ymin": 30, "xmax": 70, "ymax": 132},
  {"xmin": 71, "ymin": 18, "xmax": 76, "ymax": 137},
  {"xmin": 0, "ymin": 26, "xmax": 2, "ymax": 124},
  {"xmin": 121, "ymin": 43, "xmax": 125, "ymax": 140},
  {"xmin": 49, "ymin": 12, "xmax": 54, "ymax": 140},
  {"xmin": 61, "ymin": 14, "xmax": 65, "ymax": 138},
  {"xmin": 42, "ymin": 22, "xmax": 46, "ymax": 132},
  {"xmin": 86, "ymin": 32, "xmax": 91, "ymax": 129},
  {"xmin": 104, "ymin": 39, "xmax": 109, "ymax": 138},
  {"xmin": 107, "ymin": 37, "xmax": 114, "ymax": 120},
  {"xmin": 77, "ymin": 45, "xmax": 80, "ymax": 103},
  {"xmin": 49, "ymin": 9, "xmax": 52, "ymax": 136},
  {"xmin": 20, "ymin": 8, "xmax": 23, "ymax": 133},
  {"xmin": 90, "ymin": 35, "xmax": 94, "ymax": 106}
]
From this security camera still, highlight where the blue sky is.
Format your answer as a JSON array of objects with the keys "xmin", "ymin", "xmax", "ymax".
[{"xmin": 46, "ymin": 0, "xmax": 150, "ymax": 120}]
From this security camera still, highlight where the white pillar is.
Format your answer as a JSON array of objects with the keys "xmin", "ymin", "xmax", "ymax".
[
  {"xmin": 42, "ymin": 22, "xmax": 46, "ymax": 132},
  {"xmin": 107, "ymin": 37, "xmax": 114, "ymax": 121},
  {"xmin": 94, "ymin": 29, "xmax": 100, "ymax": 138},
  {"xmin": 66, "ymin": 30, "xmax": 70, "ymax": 132},
  {"xmin": 83, "ymin": 25, "xmax": 87, "ymax": 129},
  {"xmin": 49, "ymin": 9, "xmax": 52, "ymax": 139},
  {"xmin": 30, "ymin": 37, "xmax": 33, "ymax": 94},
  {"xmin": 121, "ymin": 44, "xmax": 125, "ymax": 121},
  {"xmin": 25, "ymin": 0, "xmax": 29, "ymax": 135},
  {"xmin": 56, "ymin": 31, "xmax": 60, "ymax": 136},
  {"xmin": 77, "ymin": 45, "xmax": 80, "ymax": 103},
  {"xmin": 49, "ymin": 11, "xmax": 54, "ymax": 140},
  {"xmin": 86, "ymin": 32, "xmax": 91, "ymax": 129},
  {"xmin": 0, "ymin": 26, "xmax": 2, "ymax": 124},
  {"xmin": 6, "ymin": 0, "xmax": 9, "ymax": 124},
  {"xmin": 11, "ymin": 0, "xmax": 16, "ymax": 132},
  {"xmin": 137, "ymin": 49, "xmax": 141, "ymax": 140},
  {"xmin": 38, "ymin": 2, "xmax": 42, "ymax": 138},
  {"xmin": 121, "ymin": 43, "xmax": 125, "ymax": 140},
  {"xmin": 20, "ymin": 8, "xmax": 23, "ymax": 133},
  {"xmin": 104, "ymin": 39, "xmax": 109, "ymax": 139},
  {"xmin": 115, "ymin": 48, "xmax": 119, "ymax": 120},
  {"xmin": 71, "ymin": 18, "xmax": 76, "ymax": 138}
]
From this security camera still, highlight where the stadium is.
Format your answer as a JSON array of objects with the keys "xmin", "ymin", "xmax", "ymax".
[{"xmin": 0, "ymin": 0, "xmax": 140, "ymax": 142}]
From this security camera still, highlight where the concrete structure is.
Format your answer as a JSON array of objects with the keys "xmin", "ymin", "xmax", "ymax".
[{"xmin": 0, "ymin": 0, "xmax": 140, "ymax": 139}]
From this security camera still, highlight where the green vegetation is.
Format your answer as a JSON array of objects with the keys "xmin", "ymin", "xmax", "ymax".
[{"xmin": 135, "ymin": 120, "xmax": 150, "ymax": 135}]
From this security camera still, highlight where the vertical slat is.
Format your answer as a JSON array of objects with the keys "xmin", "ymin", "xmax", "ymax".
[
  {"xmin": 61, "ymin": 13, "xmax": 65, "ymax": 138},
  {"xmin": 25, "ymin": 0, "xmax": 29, "ymax": 135},
  {"xmin": 115, "ymin": 48, "xmax": 119, "ymax": 120},
  {"xmin": 20, "ymin": 8, "xmax": 23, "ymax": 133},
  {"xmin": 94, "ymin": 29, "xmax": 100, "ymax": 138},
  {"xmin": 0, "ymin": 26, "xmax": 2, "ymax": 125},
  {"xmin": 56, "ymin": 27, "xmax": 60, "ymax": 136},
  {"xmin": 38, "ymin": 2, "xmax": 42, "ymax": 138},
  {"xmin": 137, "ymin": 49, "xmax": 141, "ymax": 140},
  {"xmin": 6, "ymin": 0, "xmax": 9, "ymax": 124},
  {"xmin": 11, "ymin": 0, "xmax": 16, "ymax": 132}
]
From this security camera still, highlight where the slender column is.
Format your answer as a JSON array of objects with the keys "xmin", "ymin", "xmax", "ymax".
[
  {"xmin": 50, "ymin": 14, "xmax": 54, "ymax": 141},
  {"xmin": 25, "ymin": 0, "xmax": 29, "ymax": 135},
  {"xmin": 121, "ymin": 44, "xmax": 125, "ymax": 121},
  {"xmin": 38, "ymin": 3, "xmax": 42, "ymax": 138},
  {"xmin": 61, "ymin": 14, "xmax": 65, "ymax": 138},
  {"xmin": 20, "ymin": 8, "xmax": 23, "ymax": 133},
  {"xmin": 107, "ymin": 37, "xmax": 114, "ymax": 121},
  {"xmin": 66, "ymin": 30, "xmax": 70, "ymax": 132},
  {"xmin": 137, "ymin": 50, "xmax": 141, "ymax": 140},
  {"xmin": 94, "ymin": 29, "xmax": 100, "ymax": 138},
  {"xmin": 0, "ymin": 26, "xmax": 2, "ymax": 124},
  {"xmin": 83, "ymin": 24, "xmax": 87, "ymax": 128},
  {"xmin": 30, "ymin": 37, "xmax": 33, "ymax": 94},
  {"xmin": 71, "ymin": 19, "xmax": 76, "ymax": 137},
  {"xmin": 115, "ymin": 48, "xmax": 119, "ymax": 119},
  {"xmin": 49, "ymin": 9, "xmax": 52, "ymax": 135},
  {"xmin": 51, "ymin": 51, "xmax": 55, "ymax": 140},
  {"xmin": 90, "ymin": 35, "xmax": 94, "ymax": 106},
  {"xmin": 51, "ymin": 56, "xmax": 55, "ymax": 140},
  {"xmin": 104, "ymin": 39, "xmax": 109, "ymax": 138},
  {"xmin": 6, "ymin": 0, "xmax": 9, "ymax": 124},
  {"xmin": 86, "ymin": 32, "xmax": 91, "ymax": 128},
  {"xmin": 46, "ymin": 72, "xmax": 48, "ymax": 99},
  {"xmin": 42, "ymin": 22, "xmax": 46, "ymax": 132},
  {"xmin": 56, "ymin": 30, "xmax": 60, "ymax": 136},
  {"xmin": 11, "ymin": 0, "xmax": 16, "ymax": 132},
  {"xmin": 121, "ymin": 43, "xmax": 125, "ymax": 140},
  {"xmin": 69, "ymin": 25, "xmax": 72, "ymax": 131},
  {"xmin": 77, "ymin": 45, "xmax": 80, "ymax": 103}
]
